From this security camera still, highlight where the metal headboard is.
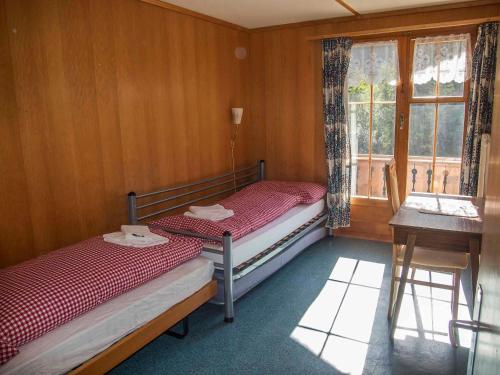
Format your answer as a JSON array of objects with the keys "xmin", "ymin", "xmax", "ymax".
[{"xmin": 128, "ymin": 160, "xmax": 265, "ymax": 224}]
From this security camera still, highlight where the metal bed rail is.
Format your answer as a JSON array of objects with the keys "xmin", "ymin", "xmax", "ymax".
[
  {"xmin": 128, "ymin": 160, "xmax": 265, "ymax": 323},
  {"xmin": 128, "ymin": 160, "xmax": 264, "ymax": 224},
  {"xmin": 127, "ymin": 160, "xmax": 327, "ymax": 323}
]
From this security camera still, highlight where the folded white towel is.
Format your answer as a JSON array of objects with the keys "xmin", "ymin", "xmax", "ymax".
[
  {"xmin": 184, "ymin": 209, "xmax": 234, "ymax": 222},
  {"xmin": 120, "ymin": 225, "xmax": 152, "ymax": 236},
  {"xmin": 184, "ymin": 203, "xmax": 234, "ymax": 221},
  {"xmin": 103, "ymin": 232, "xmax": 169, "ymax": 248},
  {"xmin": 189, "ymin": 204, "xmax": 227, "ymax": 214}
]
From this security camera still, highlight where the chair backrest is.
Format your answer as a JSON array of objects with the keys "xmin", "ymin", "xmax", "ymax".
[{"xmin": 385, "ymin": 159, "xmax": 400, "ymax": 214}]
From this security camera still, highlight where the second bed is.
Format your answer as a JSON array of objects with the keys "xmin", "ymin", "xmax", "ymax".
[{"xmin": 128, "ymin": 160, "xmax": 328, "ymax": 322}]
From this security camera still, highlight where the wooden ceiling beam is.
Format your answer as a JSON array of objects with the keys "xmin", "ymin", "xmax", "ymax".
[
  {"xmin": 307, "ymin": 16, "xmax": 500, "ymax": 40},
  {"xmin": 335, "ymin": 0, "xmax": 360, "ymax": 16}
]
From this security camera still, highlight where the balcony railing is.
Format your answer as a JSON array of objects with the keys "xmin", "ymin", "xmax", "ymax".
[{"xmin": 351, "ymin": 154, "xmax": 462, "ymax": 198}]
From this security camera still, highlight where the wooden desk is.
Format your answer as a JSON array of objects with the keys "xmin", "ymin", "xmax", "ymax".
[{"xmin": 388, "ymin": 193, "xmax": 484, "ymax": 337}]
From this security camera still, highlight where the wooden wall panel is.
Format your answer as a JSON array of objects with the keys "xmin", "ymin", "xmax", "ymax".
[
  {"xmin": 249, "ymin": 2, "xmax": 500, "ymax": 242},
  {"xmin": 0, "ymin": 0, "xmax": 35, "ymax": 263},
  {"xmin": 0, "ymin": 0, "xmax": 254, "ymax": 267},
  {"xmin": 3, "ymin": 0, "xmax": 499, "ymax": 267}
]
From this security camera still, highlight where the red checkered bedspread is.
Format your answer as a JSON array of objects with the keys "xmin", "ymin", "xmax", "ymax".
[
  {"xmin": 0, "ymin": 231, "xmax": 202, "ymax": 365},
  {"xmin": 151, "ymin": 181, "xmax": 326, "ymax": 240}
]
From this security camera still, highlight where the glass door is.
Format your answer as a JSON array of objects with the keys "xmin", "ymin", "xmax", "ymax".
[
  {"xmin": 340, "ymin": 29, "xmax": 473, "ymax": 241},
  {"xmin": 406, "ymin": 34, "xmax": 470, "ymax": 195},
  {"xmin": 348, "ymin": 40, "xmax": 399, "ymax": 199}
]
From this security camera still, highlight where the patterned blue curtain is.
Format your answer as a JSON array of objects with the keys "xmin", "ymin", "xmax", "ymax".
[
  {"xmin": 322, "ymin": 38, "xmax": 353, "ymax": 229},
  {"xmin": 460, "ymin": 23, "xmax": 498, "ymax": 196}
]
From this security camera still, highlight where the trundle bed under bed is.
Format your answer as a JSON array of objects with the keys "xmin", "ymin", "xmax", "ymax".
[
  {"xmin": 0, "ymin": 231, "xmax": 216, "ymax": 374},
  {"xmin": 127, "ymin": 160, "xmax": 328, "ymax": 323}
]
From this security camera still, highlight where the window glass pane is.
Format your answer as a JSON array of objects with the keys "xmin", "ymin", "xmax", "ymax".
[
  {"xmin": 374, "ymin": 80, "xmax": 396, "ymax": 102},
  {"xmin": 371, "ymin": 104, "xmax": 395, "ymax": 198},
  {"xmin": 436, "ymin": 103, "xmax": 465, "ymax": 158},
  {"xmin": 438, "ymin": 41, "xmax": 467, "ymax": 97},
  {"xmin": 409, "ymin": 104, "xmax": 435, "ymax": 157},
  {"xmin": 348, "ymin": 41, "xmax": 398, "ymax": 198},
  {"xmin": 349, "ymin": 103, "xmax": 369, "ymax": 197},
  {"xmin": 433, "ymin": 103, "xmax": 465, "ymax": 194},
  {"xmin": 348, "ymin": 80, "xmax": 370, "ymax": 102},
  {"xmin": 413, "ymin": 43, "xmax": 437, "ymax": 97},
  {"xmin": 407, "ymin": 104, "xmax": 436, "ymax": 195},
  {"xmin": 373, "ymin": 43, "xmax": 398, "ymax": 102},
  {"xmin": 412, "ymin": 37, "xmax": 468, "ymax": 98}
]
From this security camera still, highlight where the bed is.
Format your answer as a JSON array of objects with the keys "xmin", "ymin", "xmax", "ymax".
[
  {"xmin": 127, "ymin": 160, "xmax": 328, "ymax": 323},
  {"xmin": 0, "ymin": 231, "xmax": 216, "ymax": 374}
]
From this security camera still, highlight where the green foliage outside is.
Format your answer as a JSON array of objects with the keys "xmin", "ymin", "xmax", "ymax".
[
  {"xmin": 348, "ymin": 79, "xmax": 395, "ymax": 156},
  {"xmin": 348, "ymin": 78, "xmax": 465, "ymax": 159}
]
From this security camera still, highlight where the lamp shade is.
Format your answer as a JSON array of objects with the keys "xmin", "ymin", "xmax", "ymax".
[{"xmin": 231, "ymin": 108, "xmax": 243, "ymax": 125}]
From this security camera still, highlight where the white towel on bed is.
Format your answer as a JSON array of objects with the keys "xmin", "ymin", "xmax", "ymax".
[
  {"xmin": 103, "ymin": 232, "xmax": 169, "ymax": 248},
  {"xmin": 184, "ymin": 204, "xmax": 234, "ymax": 221},
  {"xmin": 120, "ymin": 225, "xmax": 152, "ymax": 236},
  {"xmin": 189, "ymin": 204, "xmax": 226, "ymax": 214}
]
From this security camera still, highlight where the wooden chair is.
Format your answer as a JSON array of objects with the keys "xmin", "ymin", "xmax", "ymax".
[{"xmin": 385, "ymin": 159, "xmax": 468, "ymax": 346}]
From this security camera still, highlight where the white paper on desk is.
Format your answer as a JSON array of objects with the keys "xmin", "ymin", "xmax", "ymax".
[{"xmin": 406, "ymin": 196, "xmax": 479, "ymax": 218}]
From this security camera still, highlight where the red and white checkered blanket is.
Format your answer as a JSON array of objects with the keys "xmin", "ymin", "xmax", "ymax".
[
  {"xmin": 0, "ymin": 231, "xmax": 202, "ymax": 365},
  {"xmin": 151, "ymin": 181, "xmax": 326, "ymax": 241}
]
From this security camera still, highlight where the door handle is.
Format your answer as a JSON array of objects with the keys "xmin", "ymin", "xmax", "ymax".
[{"xmin": 399, "ymin": 113, "xmax": 404, "ymax": 130}]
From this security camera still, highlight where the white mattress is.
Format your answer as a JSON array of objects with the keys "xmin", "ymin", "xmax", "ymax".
[
  {"xmin": 203, "ymin": 199, "xmax": 325, "ymax": 268},
  {"xmin": 1, "ymin": 256, "xmax": 214, "ymax": 375}
]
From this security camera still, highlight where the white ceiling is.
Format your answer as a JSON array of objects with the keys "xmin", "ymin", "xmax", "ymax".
[
  {"xmin": 347, "ymin": 0, "xmax": 472, "ymax": 14},
  {"xmin": 163, "ymin": 0, "xmax": 351, "ymax": 28},
  {"xmin": 162, "ymin": 0, "xmax": 478, "ymax": 29}
]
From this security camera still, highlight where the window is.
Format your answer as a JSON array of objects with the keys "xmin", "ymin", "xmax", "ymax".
[
  {"xmin": 407, "ymin": 34, "xmax": 470, "ymax": 195},
  {"xmin": 348, "ymin": 41, "xmax": 398, "ymax": 198},
  {"xmin": 346, "ymin": 33, "xmax": 471, "ymax": 201}
]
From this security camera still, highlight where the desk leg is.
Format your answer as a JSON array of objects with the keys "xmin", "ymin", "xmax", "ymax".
[
  {"xmin": 390, "ymin": 233, "xmax": 416, "ymax": 338},
  {"xmin": 469, "ymin": 238, "xmax": 480, "ymax": 300}
]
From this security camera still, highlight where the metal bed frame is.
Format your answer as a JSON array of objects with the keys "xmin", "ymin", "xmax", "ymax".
[{"xmin": 127, "ymin": 160, "xmax": 327, "ymax": 323}]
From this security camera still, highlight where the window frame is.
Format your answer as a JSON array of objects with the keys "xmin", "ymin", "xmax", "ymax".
[
  {"xmin": 406, "ymin": 33, "xmax": 472, "ymax": 194},
  {"xmin": 348, "ymin": 27, "xmax": 476, "ymax": 206},
  {"xmin": 347, "ymin": 38, "xmax": 399, "ymax": 201}
]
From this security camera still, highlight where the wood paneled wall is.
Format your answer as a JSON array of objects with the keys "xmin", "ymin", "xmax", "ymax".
[
  {"xmin": 0, "ymin": 0, "xmax": 260, "ymax": 267},
  {"xmin": 248, "ymin": 1, "xmax": 500, "ymax": 242},
  {"xmin": 2, "ymin": 0, "xmax": 500, "ymax": 267}
]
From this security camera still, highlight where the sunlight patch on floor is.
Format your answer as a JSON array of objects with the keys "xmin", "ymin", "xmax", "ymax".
[
  {"xmin": 329, "ymin": 257, "xmax": 357, "ymax": 282},
  {"xmin": 395, "ymin": 269, "xmax": 472, "ymax": 348},
  {"xmin": 291, "ymin": 256, "xmax": 473, "ymax": 374},
  {"xmin": 290, "ymin": 326, "xmax": 327, "ymax": 356},
  {"xmin": 321, "ymin": 335, "xmax": 368, "ymax": 375},
  {"xmin": 351, "ymin": 261, "xmax": 385, "ymax": 289},
  {"xmin": 291, "ymin": 256, "xmax": 384, "ymax": 375},
  {"xmin": 331, "ymin": 284, "xmax": 379, "ymax": 343},
  {"xmin": 298, "ymin": 281, "xmax": 347, "ymax": 332}
]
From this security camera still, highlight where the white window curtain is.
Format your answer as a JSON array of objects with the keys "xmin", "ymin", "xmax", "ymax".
[
  {"xmin": 412, "ymin": 34, "xmax": 472, "ymax": 85},
  {"xmin": 348, "ymin": 40, "xmax": 399, "ymax": 87}
]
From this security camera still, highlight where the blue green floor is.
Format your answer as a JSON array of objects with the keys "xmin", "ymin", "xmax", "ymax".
[{"xmin": 111, "ymin": 237, "xmax": 471, "ymax": 375}]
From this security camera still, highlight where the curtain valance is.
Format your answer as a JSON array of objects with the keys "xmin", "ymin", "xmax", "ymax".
[
  {"xmin": 412, "ymin": 34, "xmax": 471, "ymax": 85},
  {"xmin": 348, "ymin": 40, "xmax": 399, "ymax": 87}
]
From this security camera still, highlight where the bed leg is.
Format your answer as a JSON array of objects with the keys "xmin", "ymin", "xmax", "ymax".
[
  {"xmin": 223, "ymin": 231, "xmax": 234, "ymax": 323},
  {"xmin": 165, "ymin": 317, "xmax": 189, "ymax": 339}
]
